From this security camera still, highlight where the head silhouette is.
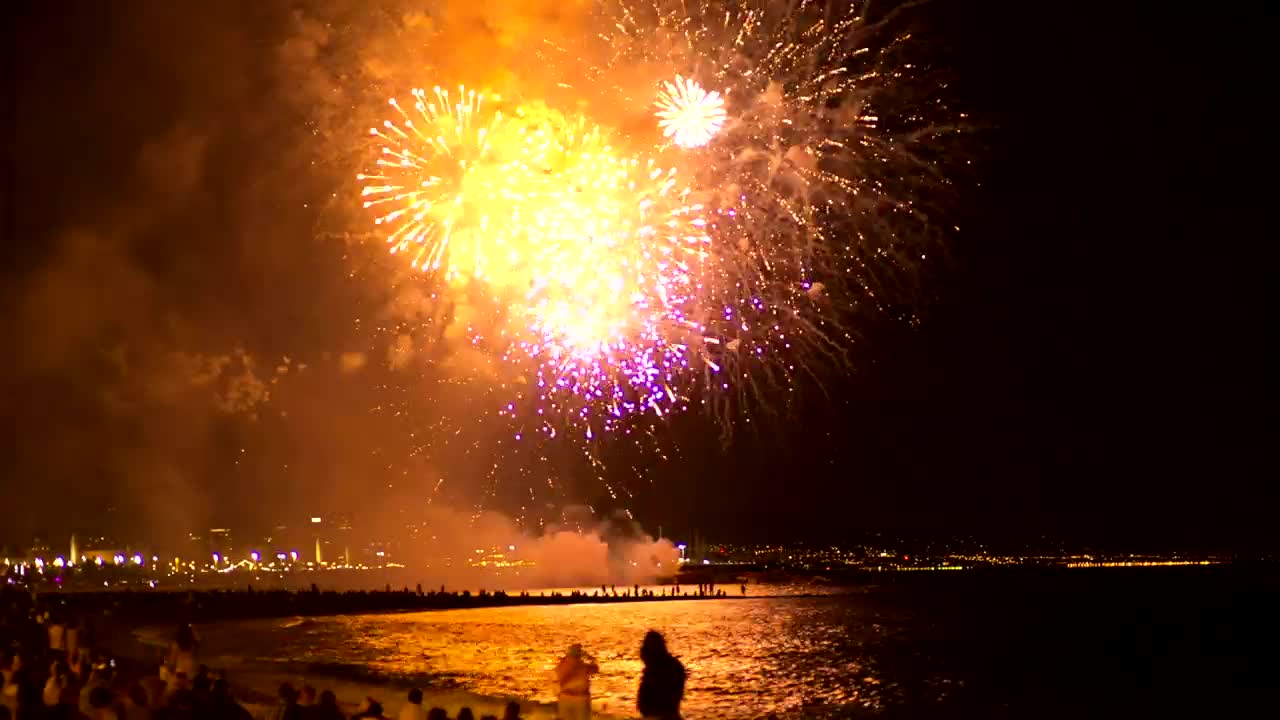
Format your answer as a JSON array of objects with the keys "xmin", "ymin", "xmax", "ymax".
[{"xmin": 641, "ymin": 630, "xmax": 670, "ymax": 664}]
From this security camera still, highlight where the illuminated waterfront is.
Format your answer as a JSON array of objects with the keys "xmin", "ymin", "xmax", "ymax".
[
  {"xmin": 3, "ymin": 526, "xmax": 1237, "ymax": 592},
  {"xmin": 173, "ymin": 565, "xmax": 1272, "ymax": 719},
  {"xmin": 187, "ymin": 589, "xmax": 910, "ymax": 718}
]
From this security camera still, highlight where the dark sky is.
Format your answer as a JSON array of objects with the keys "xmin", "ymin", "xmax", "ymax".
[
  {"xmin": 666, "ymin": 1, "xmax": 1269, "ymax": 548},
  {"xmin": 0, "ymin": 1, "xmax": 1268, "ymax": 550}
]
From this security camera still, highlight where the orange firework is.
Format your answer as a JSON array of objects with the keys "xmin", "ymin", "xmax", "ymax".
[{"xmin": 359, "ymin": 88, "xmax": 715, "ymax": 434}]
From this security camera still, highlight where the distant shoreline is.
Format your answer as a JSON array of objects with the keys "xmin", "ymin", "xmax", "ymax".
[{"xmin": 40, "ymin": 585, "xmax": 769, "ymax": 628}]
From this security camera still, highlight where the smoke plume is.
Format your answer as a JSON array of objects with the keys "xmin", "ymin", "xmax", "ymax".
[{"xmin": 1, "ymin": 0, "xmax": 664, "ymax": 553}]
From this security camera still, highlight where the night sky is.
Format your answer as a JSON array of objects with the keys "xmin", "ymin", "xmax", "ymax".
[{"xmin": 0, "ymin": 1, "xmax": 1267, "ymax": 550}]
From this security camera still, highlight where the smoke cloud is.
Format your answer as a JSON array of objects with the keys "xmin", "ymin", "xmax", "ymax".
[
  {"xmin": 392, "ymin": 507, "xmax": 681, "ymax": 589},
  {"xmin": 1, "ymin": 0, "xmax": 668, "ymax": 553}
]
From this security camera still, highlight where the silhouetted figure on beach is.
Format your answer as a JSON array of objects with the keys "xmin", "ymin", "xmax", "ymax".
[
  {"xmin": 397, "ymin": 689, "xmax": 424, "ymax": 720},
  {"xmin": 637, "ymin": 631, "xmax": 685, "ymax": 720},
  {"xmin": 122, "ymin": 683, "xmax": 152, "ymax": 720},
  {"xmin": 501, "ymin": 702, "xmax": 521, "ymax": 720},
  {"xmin": 424, "ymin": 709, "xmax": 446, "ymax": 720},
  {"xmin": 351, "ymin": 698, "xmax": 385, "ymax": 720},
  {"xmin": 169, "ymin": 625, "xmax": 199, "ymax": 679},
  {"xmin": 554, "ymin": 644, "xmax": 597, "ymax": 720},
  {"xmin": 86, "ymin": 686, "xmax": 115, "ymax": 720},
  {"xmin": 455, "ymin": 708, "xmax": 474, "ymax": 720},
  {"xmin": 273, "ymin": 683, "xmax": 303, "ymax": 720},
  {"xmin": 311, "ymin": 691, "xmax": 344, "ymax": 720},
  {"xmin": 208, "ymin": 680, "xmax": 253, "ymax": 720}
]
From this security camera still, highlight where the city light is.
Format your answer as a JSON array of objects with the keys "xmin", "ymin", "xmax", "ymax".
[
  {"xmin": 311, "ymin": 517, "xmax": 322, "ymax": 524},
  {"xmin": 1065, "ymin": 560, "xmax": 1216, "ymax": 569},
  {"xmin": 0, "ymin": 528, "xmax": 1233, "ymax": 594}
]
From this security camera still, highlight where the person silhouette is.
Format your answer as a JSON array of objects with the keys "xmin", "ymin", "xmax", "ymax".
[
  {"xmin": 637, "ymin": 631, "xmax": 685, "ymax": 720},
  {"xmin": 554, "ymin": 644, "xmax": 598, "ymax": 720}
]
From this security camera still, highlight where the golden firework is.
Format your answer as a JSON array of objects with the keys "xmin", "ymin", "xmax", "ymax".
[{"xmin": 654, "ymin": 75, "xmax": 727, "ymax": 148}]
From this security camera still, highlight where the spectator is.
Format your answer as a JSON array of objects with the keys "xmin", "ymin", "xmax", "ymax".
[
  {"xmin": 311, "ymin": 691, "xmax": 344, "ymax": 720},
  {"xmin": 273, "ymin": 683, "xmax": 302, "ymax": 720},
  {"xmin": 122, "ymin": 684, "xmax": 151, "ymax": 720},
  {"xmin": 351, "ymin": 698, "xmax": 385, "ymax": 720},
  {"xmin": 397, "ymin": 689, "xmax": 425, "ymax": 720},
  {"xmin": 637, "ymin": 631, "xmax": 685, "ymax": 720}
]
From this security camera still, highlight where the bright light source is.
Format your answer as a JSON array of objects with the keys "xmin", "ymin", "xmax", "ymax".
[
  {"xmin": 311, "ymin": 517, "xmax": 322, "ymax": 524},
  {"xmin": 289, "ymin": 551, "xmax": 299, "ymax": 562},
  {"xmin": 53, "ymin": 556, "xmax": 65, "ymax": 568},
  {"xmin": 508, "ymin": 545, "xmax": 516, "ymax": 551},
  {"xmin": 677, "ymin": 544, "xmax": 687, "ymax": 551},
  {"xmin": 132, "ymin": 554, "xmax": 144, "ymax": 566},
  {"xmin": 212, "ymin": 553, "xmax": 221, "ymax": 564},
  {"xmin": 250, "ymin": 551, "xmax": 261, "ymax": 562}
]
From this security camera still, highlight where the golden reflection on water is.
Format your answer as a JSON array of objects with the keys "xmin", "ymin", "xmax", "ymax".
[{"xmin": 289, "ymin": 592, "xmax": 888, "ymax": 718}]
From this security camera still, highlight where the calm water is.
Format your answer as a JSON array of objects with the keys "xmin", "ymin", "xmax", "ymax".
[{"xmin": 185, "ymin": 569, "xmax": 1277, "ymax": 719}]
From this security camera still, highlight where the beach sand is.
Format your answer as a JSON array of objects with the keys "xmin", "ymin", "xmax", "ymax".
[{"xmin": 109, "ymin": 622, "xmax": 626, "ymax": 720}]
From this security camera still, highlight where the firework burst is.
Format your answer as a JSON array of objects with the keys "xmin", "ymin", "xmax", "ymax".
[
  {"xmin": 361, "ymin": 90, "xmax": 718, "ymax": 438},
  {"xmin": 356, "ymin": 0, "xmax": 957, "ymax": 453},
  {"xmin": 359, "ymin": 85, "xmax": 504, "ymax": 277},
  {"xmin": 655, "ymin": 75, "xmax": 727, "ymax": 148},
  {"xmin": 568, "ymin": 0, "xmax": 957, "ymax": 424}
]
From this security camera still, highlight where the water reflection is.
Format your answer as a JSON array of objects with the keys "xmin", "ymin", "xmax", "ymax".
[{"xmin": 227, "ymin": 591, "xmax": 900, "ymax": 719}]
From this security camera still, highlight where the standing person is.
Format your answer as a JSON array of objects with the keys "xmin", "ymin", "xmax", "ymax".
[
  {"xmin": 272, "ymin": 683, "xmax": 303, "ymax": 720},
  {"xmin": 121, "ymin": 684, "xmax": 151, "ymax": 720},
  {"xmin": 168, "ymin": 625, "xmax": 199, "ymax": 679},
  {"xmin": 74, "ymin": 616, "xmax": 96, "ymax": 674},
  {"xmin": 397, "ymin": 689, "xmax": 425, "ymax": 720},
  {"xmin": 46, "ymin": 612, "xmax": 66, "ymax": 660},
  {"xmin": 553, "ymin": 644, "xmax": 597, "ymax": 720},
  {"xmin": 311, "ymin": 691, "xmax": 344, "ymax": 720},
  {"xmin": 637, "ymin": 631, "xmax": 685, "ymax": 720}
]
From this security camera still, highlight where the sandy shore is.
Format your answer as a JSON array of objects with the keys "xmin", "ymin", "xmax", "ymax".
[{"xmin": 104, "ymin": 621, "xmax": 625, "ymax": 720}]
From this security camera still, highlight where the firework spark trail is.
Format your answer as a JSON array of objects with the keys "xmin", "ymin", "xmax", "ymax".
[
  {"xmin": 357, "ymin": 0, "xmax": 956, "ymax": 448},
  {"xmin": 361, "ymin": 89, "xmax": 718, "ymax": 438},
  {"xmin": 561, "ymin": 0, "xmax": 957, "ymax": 427}
]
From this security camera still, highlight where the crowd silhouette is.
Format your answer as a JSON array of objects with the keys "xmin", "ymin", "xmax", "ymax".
[{"xmin": 2, "ymin": 587, "xmax": 690, "ymax": 720}]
